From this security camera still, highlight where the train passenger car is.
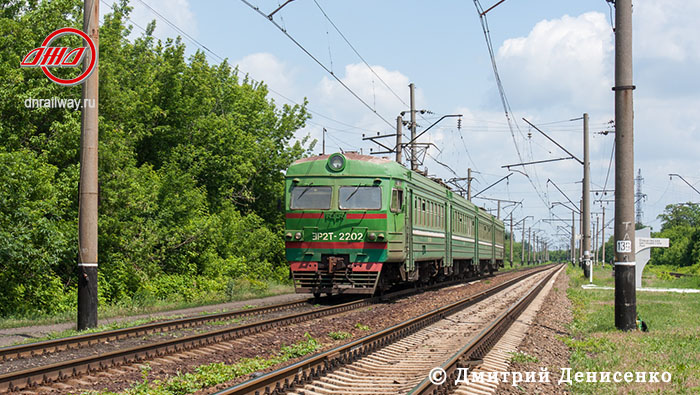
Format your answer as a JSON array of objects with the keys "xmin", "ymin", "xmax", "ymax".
[{"xmin": 284, "ymin": 152, "xmax": 504, "ymax": 296}]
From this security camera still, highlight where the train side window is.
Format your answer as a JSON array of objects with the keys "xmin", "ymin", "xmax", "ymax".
[{"xmin": 391, "ymin": 188, "xmax": 403, "ymax": 213}]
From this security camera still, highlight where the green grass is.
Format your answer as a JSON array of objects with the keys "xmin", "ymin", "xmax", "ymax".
[
  {"xmin": 328, "ymin": 331, "xmax": 352, "ymax": 340},
  {"xmin": 574, "ymin": 262, "xmax": 700, "ymax": 290},
  {"xmin": 354, "ymin": 323, "xmax": 370, "ymax": 331},
  {"xmin": 565, "ymin": 265, "xmax": 700, "ymax": 394},
  {"xmin": 509, "ymin": 351, "xmax": 539, "ymax": 364},
  {"xmin": 84, "ymin": 333, "xmax": 322, "ymax": 395},
  {"xmin": 0, "ymin": 281, "xmax": 293, "ymax": 331}
]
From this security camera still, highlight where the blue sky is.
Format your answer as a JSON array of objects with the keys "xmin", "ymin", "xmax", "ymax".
[{"xmin": 104, "ymin": 0, "xmax": 700, "ymax": 250}]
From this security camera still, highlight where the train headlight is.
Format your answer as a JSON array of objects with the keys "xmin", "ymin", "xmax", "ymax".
[
  {"xmin": 368, "ymin": 232, "xmax": 377, "ymax": 241},
  {"xmin": 328, "ymin": 153, "xmax": 345, "ymax": 172},
  {"xmin": 295, "ymin": 232, "xmax": 302, "ymax": 240}
]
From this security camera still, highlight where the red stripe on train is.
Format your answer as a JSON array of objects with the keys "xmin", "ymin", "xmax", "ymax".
[
  {"xmin": 289, "ymin": 261, "xmax": 318, "ymax": 271},
  {"xmin": 286, "ymin": 242, "xmax": 387, "ymax": 250},
  {"xmin": 346, "ymin": 213, "xmax": 387, "ymax": 219},
  {"xmin": 351, "ymin": 262, "xmax": 383, "ymax": 272},
  {"xmin": 286, "ymin": 212, "xmax": 324, "ymax": 219}
]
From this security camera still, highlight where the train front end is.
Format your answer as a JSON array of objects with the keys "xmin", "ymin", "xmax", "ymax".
[{"xmin": 284, "ymin": 153, "xmax": 398, "ymax": 296}]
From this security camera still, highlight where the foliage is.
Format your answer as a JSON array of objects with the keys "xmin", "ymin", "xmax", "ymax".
[
  {"xmin": 328, "ymin": 331, "xmax": 352, "ymax": 340},
  {"xmin": 354, "ymin": 323, "xmax": 370, "ymax": 331},
  {"xmin": 651, "ymin": 203, "xmax": 700, "ymax": 268},
  {"xmin": 0, "ymin": 0, "xmax": 312, "ymax": 318}
]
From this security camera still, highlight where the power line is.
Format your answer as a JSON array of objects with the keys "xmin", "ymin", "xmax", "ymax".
[
  {"xmin": 102, "ymin": 0, "xmax": 382, "ymax": 136},
  {"xmin": 239, "ymin": 0, "xmax": 395, "ymax": 129},
  {"xmin": 472, "ymin": 0, "xmax": 551, "ymax": 211},
  {"xmin": 312, "ymin": 0, "xmax": 408, "ymax": 109}
]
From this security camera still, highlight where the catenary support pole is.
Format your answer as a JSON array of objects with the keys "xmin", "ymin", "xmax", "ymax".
[
  {"xmin": 614, "ymin": 0, "xmax": 637, "ymax": 331},
  {"xmin": 409, "ymin": 83, "xmax": 417, "ymax": 171},
  {"xmin": 572, "ymin": 210, "xmax": 576, "ymax": 267},
  {"xmin": 395, "ymin": 116, "xmax": 402, "ymax": 164},
  {"xmin": 528, "ymin": 228, "xmax": 532, "ymax": 265},
  {"xmin": 78, "ymin": 0, "xmax": 99, "ymax": 330},
  {"xmin": 521, "ymin": 220, "xmax": 526, "ymax": 266},
  {"xmin": 602, "ymin": 207, "xmax": 606, "ymax": 265},
  {"xmin": 583, "ymin": 113, "xmax": 592, "ymax": 278},
  {"xmin": 467, "ymin": 168, "xmax": 472, "ymax": 201},
  {"xmin": 509, "ymin": 215, "xmax": 514, "ymax": 267}
]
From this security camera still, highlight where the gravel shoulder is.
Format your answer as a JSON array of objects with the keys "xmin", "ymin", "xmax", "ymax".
[
  {"xmin": 496, "ymin": 267, "xmax": 573, "ymax": 394},
  {"xmin": 50, "ymin": 270, "xmax": 537, "ymax": 394},
  {"xmin": 0, "ymin": 293, "xmax": 308, "ymax": 348}
]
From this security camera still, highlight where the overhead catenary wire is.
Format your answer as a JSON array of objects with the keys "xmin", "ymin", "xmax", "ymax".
[
  {"xmin": 239, "ymin": 0, "xmax": 395, "ymax": 129},
  {"xmin": 472, "ymin": 0, "xmax": 550, "ymax": 210},
  {"xmin": 312, "ymin": 0, "xmax": 409, "ymax": 109},
  {"xmin": 102, "ymin": 0, "xmax": 384, "ymax": 137}
]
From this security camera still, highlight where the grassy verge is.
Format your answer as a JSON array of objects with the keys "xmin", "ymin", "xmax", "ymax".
[
  {"xmin": 0, "ymin": 281, "xmax": 293, "ymax": 331},
  {"xmin": 84, "ymin": 333, "xmax": 322, "ymax": 395},
  {"xmin": 565, "ymin": 264, "xmax": 700, "ymax": 394}
]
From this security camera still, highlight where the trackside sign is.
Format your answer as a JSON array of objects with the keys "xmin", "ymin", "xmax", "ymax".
[{"xmin": 20, "ymin": 27, "xmax": 97, "ymax": 86}]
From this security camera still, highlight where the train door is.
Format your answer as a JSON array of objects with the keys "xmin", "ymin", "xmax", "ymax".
[
  {"xmin": 445, "ymin": 202, "xmax": 452, "ymax": 272},
  {"xmin": 405, "ymin": 189, "xmax": 415, "ymax": 276}
]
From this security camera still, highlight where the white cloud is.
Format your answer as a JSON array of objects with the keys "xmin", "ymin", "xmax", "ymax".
[
  {"xmin": 496, "ymin": 12, "xmax": 613, "ymax": 112},
  {"xmin": 316, "ymin": 63, "xmax": 425, "ymax": 133},
  {"xmin": 635, "ymin": 0, "xmax": 700, "ymax": 62},
  {"xmin": 235, "ymin": 53, "xmax": 297, "ymax": 96}
]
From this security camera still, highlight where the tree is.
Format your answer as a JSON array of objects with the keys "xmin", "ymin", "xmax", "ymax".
[{"xmin": 0, "ymin": 0, "xmax": 313, "ymax": 316}]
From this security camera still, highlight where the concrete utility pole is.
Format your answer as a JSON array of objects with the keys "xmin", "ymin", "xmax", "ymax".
[
  {"xmin": 602, "ymin": 207, "xmax": 606, "ymax": 265},
  {"xmin": 614, "ymin": 0, "xmax": 637, "ymax": 331},
  {"xmin": 521, "ymin": 225, "xmax": 525, "ymax": 265},
  {"xmin": 579, "ymin": 199, "xmax": 583, "ymax": 267},
  {"xmin": 409, "ymin": 83, "xmax": 417, "ymax": 171},
  {"xmin": 78, "ymin": 0, "xmax": 99, "ymax": 331},
  {"xmin": 583, "ymin": 113, "xmax": 592, "ymax": 278},
  {"xmin": 322, "ymin": 128, "xmax": 326, "ymax": 155},
  {"xmin": 467, "ymin": 168, "xmax": 472, "ymax": 201},
  {"xmin": 395, "ymin": 116, "xmax": 402, "ymax": 163},
  {"xmin": 497, "ymin": 200, "xmax": 501, "ymax": 220},
  {"xmin": 572, "ymin": 210, "xmax": 576, "ymax": 267},
  {"xmin": 509, "ymin": 215, "xmax": 514, "ymax": 267},
  {"xmin": 527, "ymin": 228, "xmax": 532, "ymax": 265}
]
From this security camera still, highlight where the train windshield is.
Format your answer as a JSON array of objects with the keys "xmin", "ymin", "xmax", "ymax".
[
  {"xmin": 339, "ymin": 186, "xmax": 382, "ymax": 210},
  {"xmin": 290, "ymin": 186, "xmax": 332, "ymax": 209}
]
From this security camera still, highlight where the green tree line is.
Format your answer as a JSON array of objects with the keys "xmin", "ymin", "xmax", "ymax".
[
  {"xmin": 594, "ymin": 203, "xmax": 700, "ymax": 272},
  {"xmin": 0, "ymin": 0, "xmax": 313, "ymax": 317}
]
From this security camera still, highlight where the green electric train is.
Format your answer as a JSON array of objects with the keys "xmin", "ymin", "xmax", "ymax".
[{"xmin": 284, "ymin": 152, "xmax": 505, "ymax": 296}]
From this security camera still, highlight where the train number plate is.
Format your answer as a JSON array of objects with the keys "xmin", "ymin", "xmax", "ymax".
[{"xmin": 312, "ymin": 232, "xmax": 364, "ymax": 241}]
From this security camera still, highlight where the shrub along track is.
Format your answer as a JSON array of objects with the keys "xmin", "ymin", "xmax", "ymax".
[
  {"xmin": 214, "ymin": 265, "xmax": 561, "ymax": 395},
  {"xmin": 0, "ymin": 264, "xmax": 553, "ymax": 393}
]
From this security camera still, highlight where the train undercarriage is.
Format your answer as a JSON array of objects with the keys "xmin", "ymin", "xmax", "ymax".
[{"xmin": 291, "ymin": 257, "xmax": 503, "ymax": 297}]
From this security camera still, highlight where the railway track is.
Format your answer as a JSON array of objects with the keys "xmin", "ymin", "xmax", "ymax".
[
  {"xmin": 0, "ymin": 298, "xmax": 313, "ymax": 363},
  {"xmin": 213, "ymin": 264, "xmax": 559, "ymax": 395},
  {"xmin": 0, "ymin": 266, "xmax": 549, "ymax": 393}
]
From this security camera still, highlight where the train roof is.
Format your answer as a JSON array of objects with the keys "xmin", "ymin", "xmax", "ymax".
[{"xmin": 287, "ymin": 153, "xmax": 408, "ymax": 178}]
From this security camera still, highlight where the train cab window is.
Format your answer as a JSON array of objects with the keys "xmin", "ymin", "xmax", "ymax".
[
  {"xmin": 390, "ymin": 188, "xmax": 404, "ymax": 213},
  {"xmin": 290, "ymin": 186, "xmax": 331, "ymax": 209},
  {"xmin": 339, "ymin": 186, "xmax": 382, "ymax": 210}
]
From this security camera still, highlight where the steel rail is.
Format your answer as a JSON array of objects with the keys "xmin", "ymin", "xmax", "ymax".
[
  {"xmin": 0, "ymin": 298, "xmax": 313, "ymax": 362},
  {"xmin": 0, "ymin": 264, "xmax": 551, "ymax": 392},
  {"xmin": 408, "ymin": 265, "xmax": 562, "ymax": 394},
  {"xmin": 213, "ymin": 264, "xmax": 557, "ymax": 395}
]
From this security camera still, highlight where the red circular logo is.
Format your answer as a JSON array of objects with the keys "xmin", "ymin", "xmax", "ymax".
[{"xmin": 39, "ymin": 27, "xmax": 97, "ymax": 86}]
